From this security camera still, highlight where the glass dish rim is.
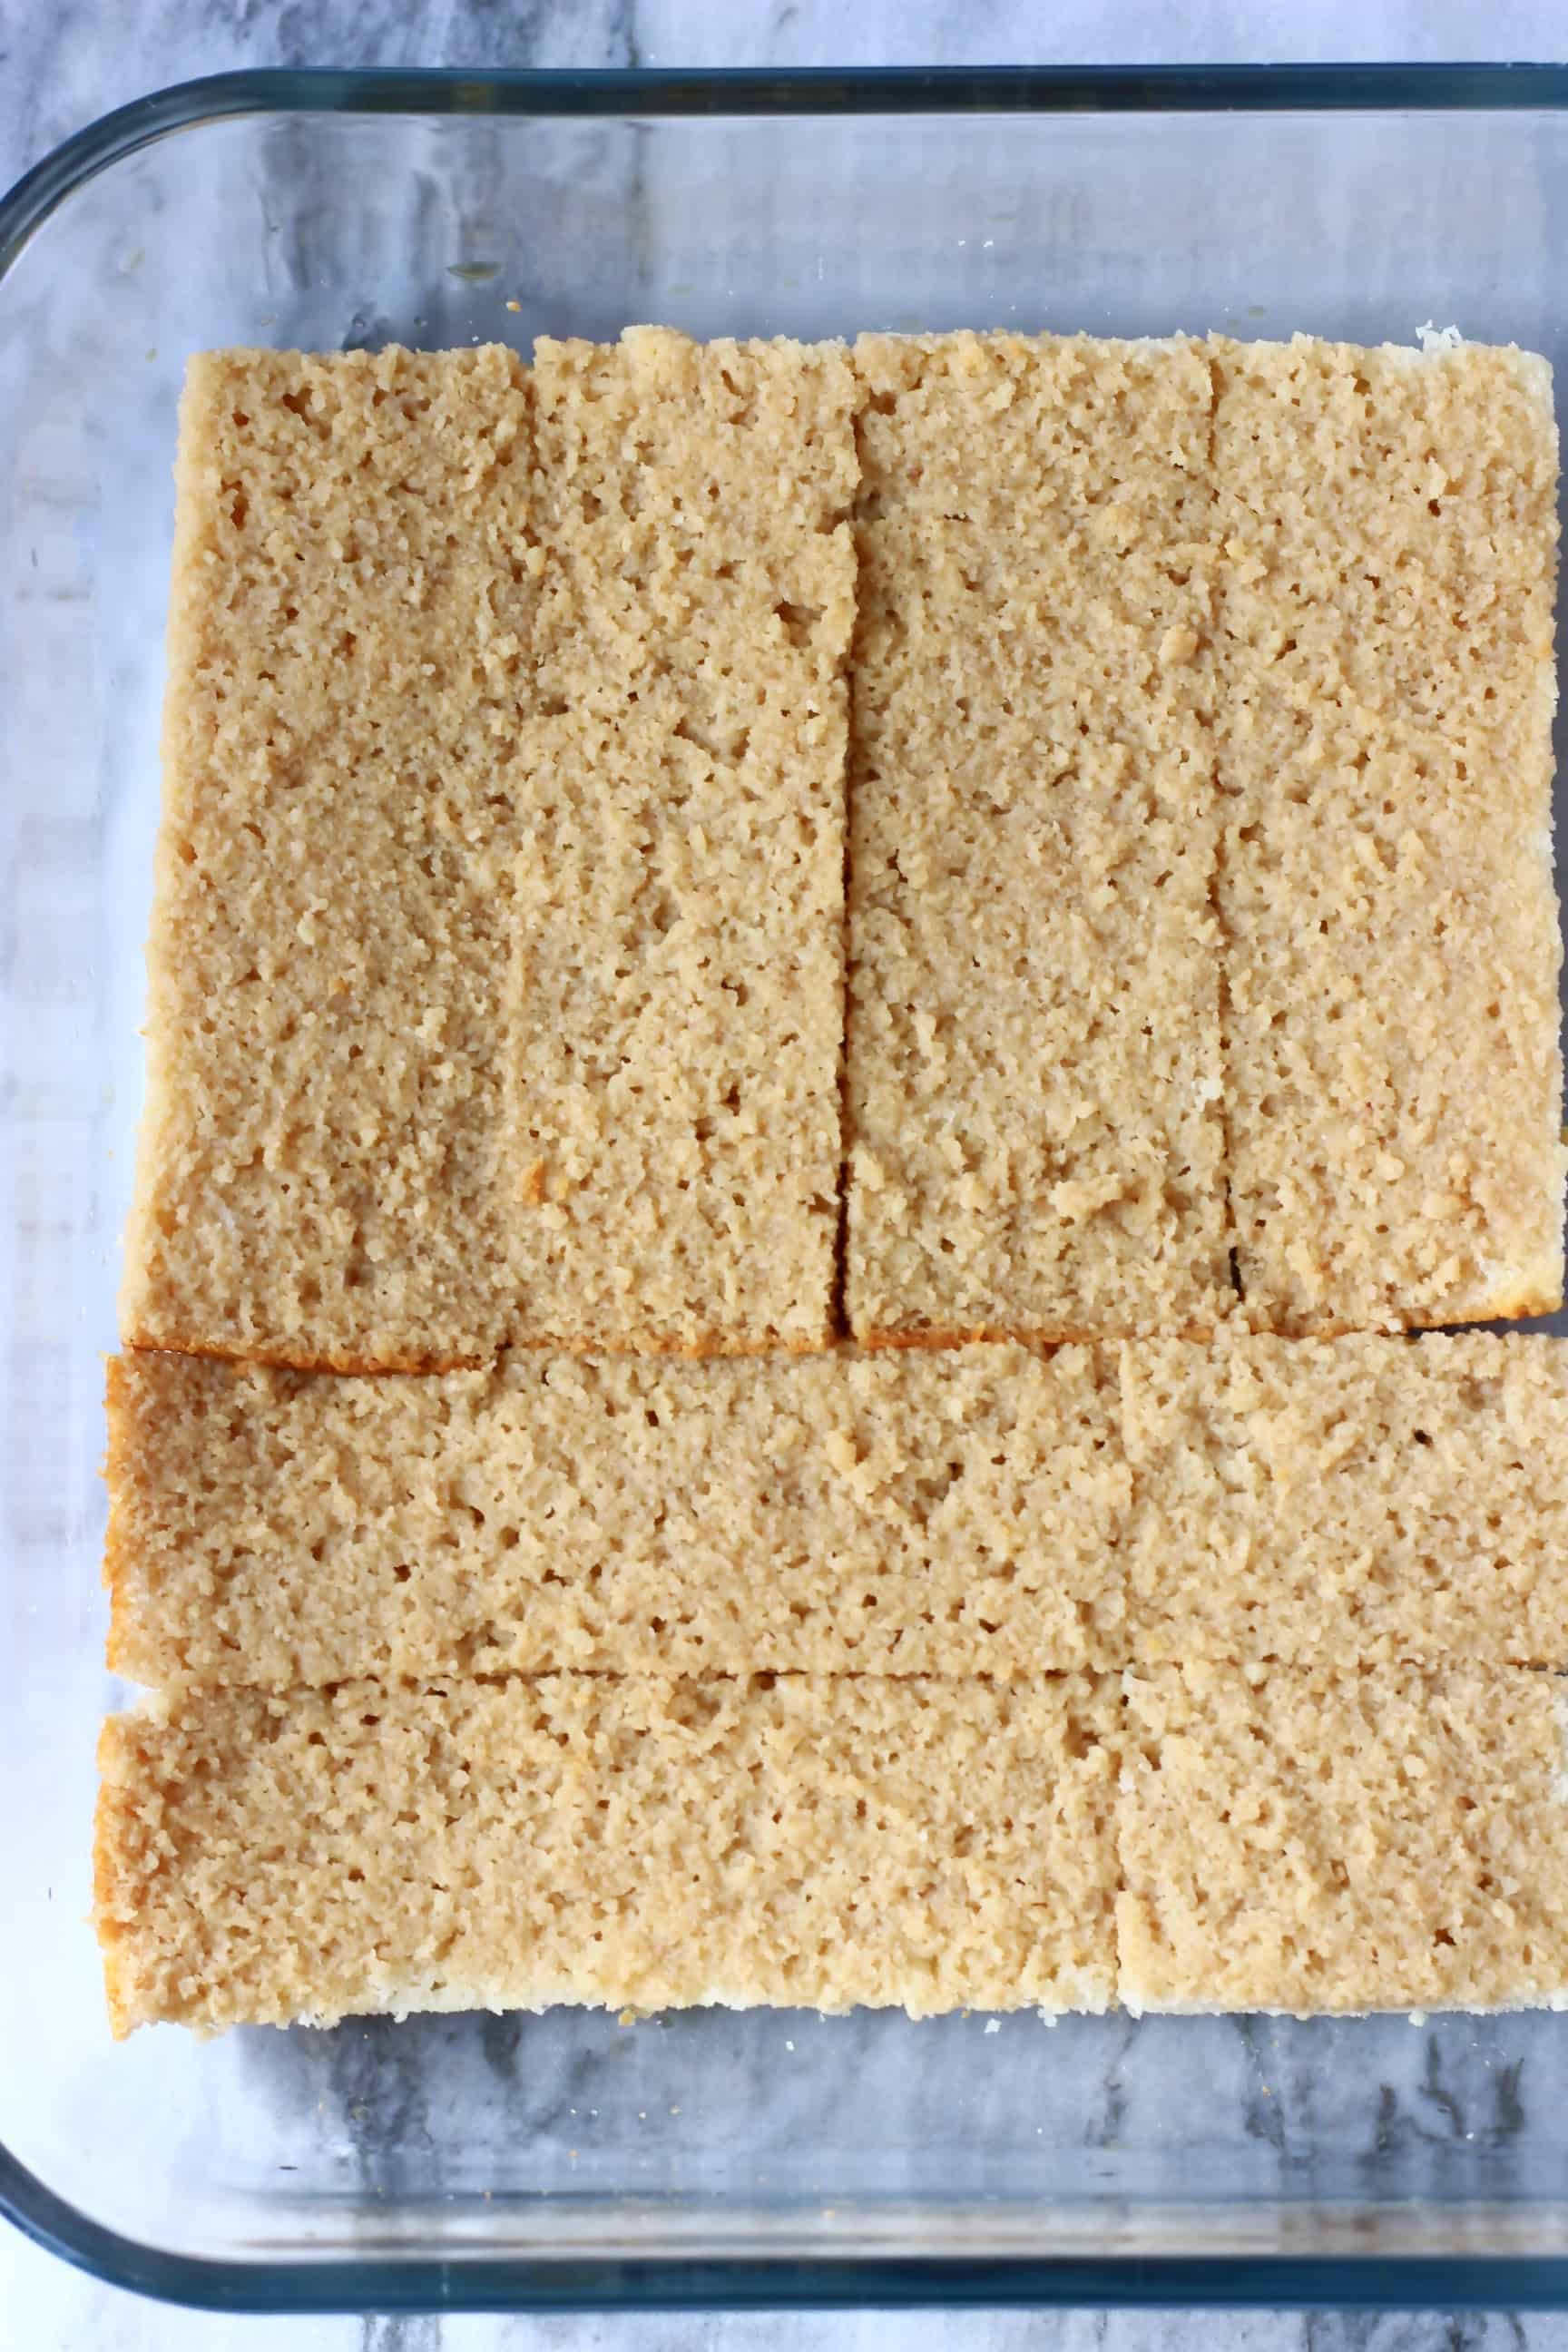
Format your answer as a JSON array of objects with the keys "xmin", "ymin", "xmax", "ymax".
[{"xmin": 9, "ymin": 57, "xmax": 1568, "ymax": 2313}]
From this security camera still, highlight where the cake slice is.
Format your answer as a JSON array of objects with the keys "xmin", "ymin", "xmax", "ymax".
[
  {"xmin": 119, "ymin": 345, "xmax": 536, "ymax": 1370},
  {"xmin": 1212, "ymin": 334, "xmax": 1564, "ymax": 1330},
  {"xmin": 1118, "ymin": 1663, "xmax": 1568, "ymax": 2014},
  {"xmin": 1121, "ymin": 1332, "xmax": 1568, "ymax": 1666},
  {"xmin": 122, "ymin": 334, "xmax": 856, "ymax": 1367},
  {"xmin": 94, "ymin": 1674, "xmax": 1121, "ymax": 2034},
  {"xmin": 505, "ymin": 328, "xmax": 857, "ymax": 1351},
  {"xmin": 844, "ymin": 331, "xmax": 1230, "ymax": 1345},
  {"xmin": 103, "ymin": 1341, "xmax": 1129, "ymax": 1684}
]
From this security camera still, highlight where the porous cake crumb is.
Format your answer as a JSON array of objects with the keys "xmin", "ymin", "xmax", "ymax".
[
  {"xmin": 844, "ymin": 331, "xmax": 1230, "ymax": 1345},
  {"xmin": 94, "ymin": 1674, "xmax": 1121, "ymax": 2034},
  {"xmin": 1118, "ymin": 1664, "xmax": 1568, "ymax": 2014},
  {"xmin": 107, "ymin": 1332, "xmax": 1568, "ymax": 1688},
  {"xmin": 1212, "ymin": 335, "xmax": 1564, "ymax": 1330},
  {"xmin": 120, "ymin": 346, "xmax": 535, "ymax": 1370},
  {"xmin": 122, "ymin": 334, "xmax": 856, "ymax": 1368},
  {"xmin": 506, "ymin": 330, "xmax": 858, "ymax": 1350},
  {"xmin": 1121, "ymin": 1332, "xmax": 1568, "ymax": 1665},
  {"xmin": 103, "ymin": 1342, "xmax": 1128, "ymax": 1684}
]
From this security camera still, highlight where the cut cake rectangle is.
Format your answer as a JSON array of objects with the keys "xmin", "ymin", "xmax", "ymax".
[
  {"xmin": 94, "ymin": 1674, "xmax": 1121, "ymax": 2034},
  {"xmin": 1117, "ymin": 1663, "xmax": 1568, "ymax": 2014},
  {"xmin": 121, "ymin": 333, "xmax": 856, "ymax": 1369},
  {"xmin": 505, "ymin": 329, "xmax": 858, "ymax": 1351},
  {"xmin": 107, "ymin": 1329, "xmax": 1568, "ymax": 1688},
  {"xmin": 103, "ymin": 1341, "xmax": 1129, "ymax": 1685},
  {"xmin": 1120, "ymin": 1331, "xmax": 1568, "ymax": 1666},
  {"xmin": 844, "ymin": 330, "xmax": 1230, "ymax": 1345},
  {"xmin": 1212, "ymin": 334, "xmax": 1564, "ymax": 1330},
  {"xmin": 119, "ymin": 345, "xmax": 536, "ymax": 1370}
]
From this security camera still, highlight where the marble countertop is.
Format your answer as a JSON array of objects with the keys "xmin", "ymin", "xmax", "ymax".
[{"xmin": 7, "ymin": 3, "xmax": 1568, "ymax": 2348}]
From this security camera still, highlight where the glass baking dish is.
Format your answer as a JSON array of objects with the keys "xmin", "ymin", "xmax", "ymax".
[{"xmin": 7, "ymin": 61, "xmax": 1568, "ymax": 2315}]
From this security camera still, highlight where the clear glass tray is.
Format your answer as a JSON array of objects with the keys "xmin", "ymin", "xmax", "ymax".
[{"xmin": 6, "ymin": 62, "xmax": 1568, "ymax": 2316}]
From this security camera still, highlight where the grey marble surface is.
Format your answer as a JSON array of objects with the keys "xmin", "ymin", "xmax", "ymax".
[{"xmin": 10, "ymin": 3, "xmax": 1568, "ymax": 2348}]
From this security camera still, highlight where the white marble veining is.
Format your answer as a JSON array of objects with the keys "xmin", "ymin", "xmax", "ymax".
[
  {"xmin": 6, "ymin": 2304, "xmax": 1568, "ymax": 2352},
  {"xmin": 8, "ymin": 5, "xmax": 1568, "ymax": 2350}
]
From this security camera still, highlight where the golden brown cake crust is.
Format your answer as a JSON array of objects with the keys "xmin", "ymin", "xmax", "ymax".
[{"xmin": 855, "ymin": 1318, "xmax": 1232, "ymax": 1349}]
